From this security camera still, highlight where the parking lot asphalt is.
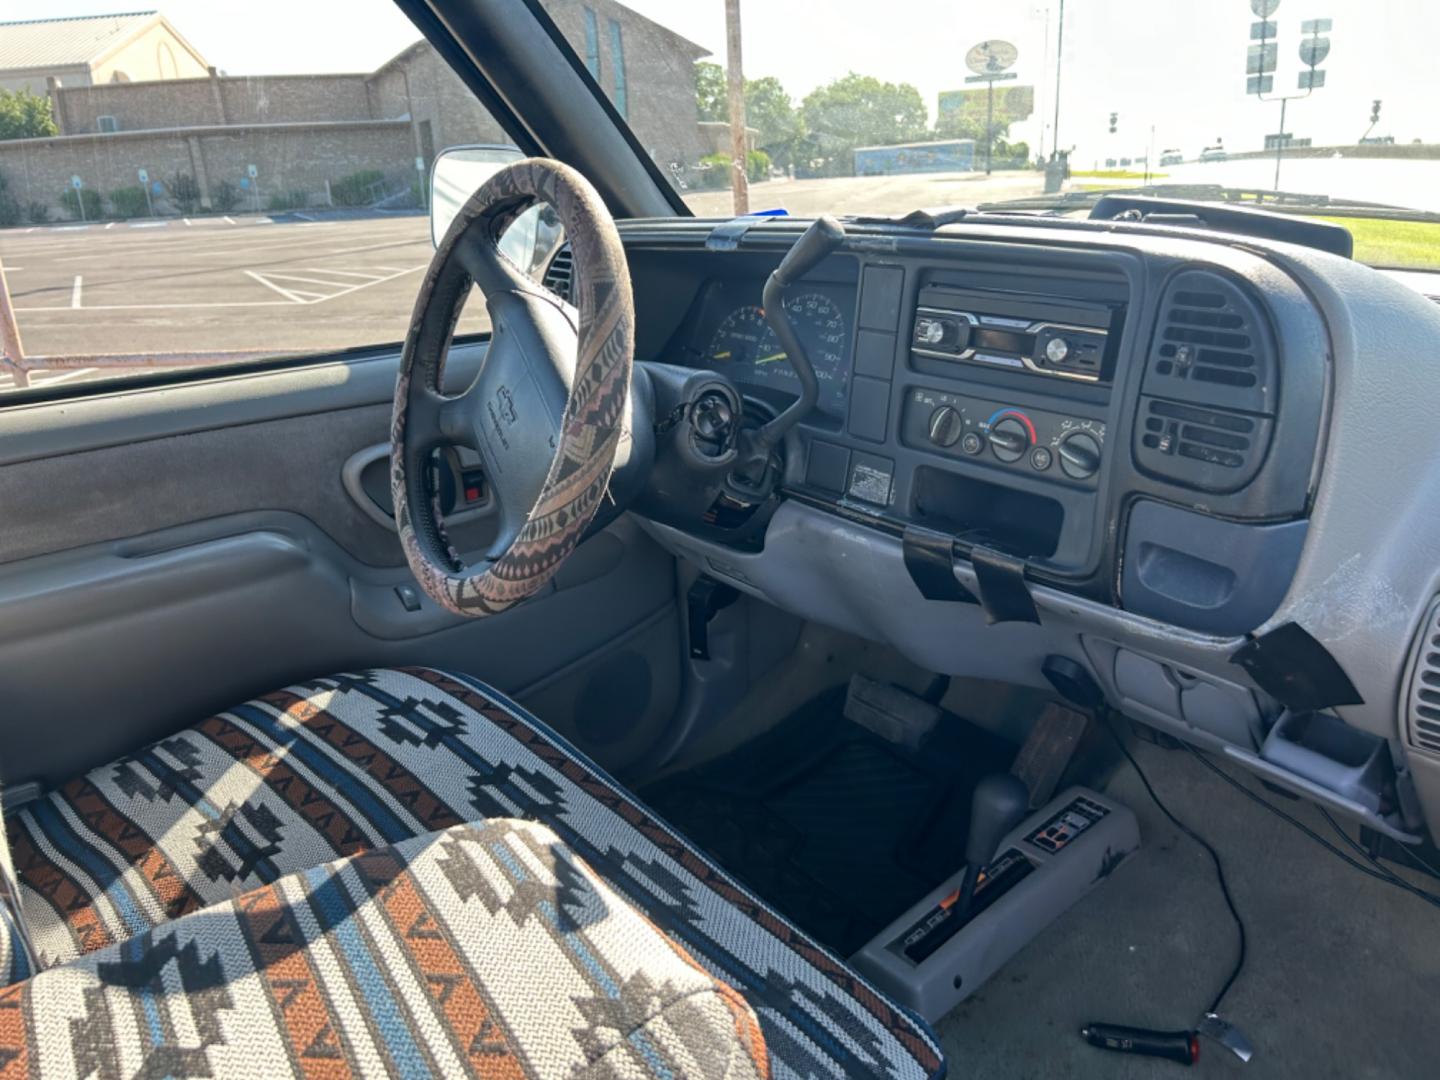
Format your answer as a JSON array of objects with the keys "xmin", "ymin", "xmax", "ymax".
[{"xmin": 0, "ymin": 170, "xmax": 1044, "ymax": 392}]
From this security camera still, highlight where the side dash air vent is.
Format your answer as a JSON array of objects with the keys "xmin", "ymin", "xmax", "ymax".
[
  {"xmin": 1136, "ymin": 398, "xmax": 1269, "ymax": 492},
  {"xmin": 1145, "ymin": 270, "xmax": 1275, "ymax": 416},
  {"xmin": 1134, "ymin": 269, "xmax": 1278, "ymax": 493},
  {"xmin": 1404, "ymin": 597, "xmax": 1440, "ymax": 758},
  {"xmin": 541, "ymin": 244, "xmax": 573, "ymax": 303}
]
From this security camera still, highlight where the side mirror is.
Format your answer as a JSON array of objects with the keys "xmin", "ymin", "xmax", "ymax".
[{"xmin": 429, "ymin": 144, "xmax": 525, "ymax": 247}]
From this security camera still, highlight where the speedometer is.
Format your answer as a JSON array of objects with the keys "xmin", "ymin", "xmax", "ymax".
[{"xmin": 749, "ymin": 292, "xmax": 850, "ymax": 415}]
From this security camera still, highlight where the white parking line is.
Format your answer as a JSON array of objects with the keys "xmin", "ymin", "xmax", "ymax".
[
  {"xmin": 104, "ymin": 222, "xmax": 116, "ymax": 230},
  {"xmin": 305, "ymin": 268, "xmax": 385, "ymax": 280},
  {"xmin": 294, "ymin": 212, "xmax": 316, "ymax": 222},
  {"xmin": 183, "ymin": 218, "xmax": 193, "ymax": 227},
  {"xmin": 241, "ymin": 269, "xmax": 311, "ymax": 304},
  {"xmin": 261, "ymin": 271, "xmax": 366, "ymax": 288},
  {"xmin": 70, "ymin": 276, "xmax": 83, "ymax": 309},
  {"xmin": 224, "ymin": 216, "xmax": 236, "ymax": 225},
  {"xmin": 130, "ymin": 221, "xmax": 168, "ymax": 229}
]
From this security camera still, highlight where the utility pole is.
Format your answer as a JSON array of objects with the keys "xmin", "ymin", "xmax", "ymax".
[
  {"xmin": 1038, "ymin": 4, "xmax": 1050, "ymax": 161},
  {"xmin": 1052, "ymin": 0, "xmax": 1065, "ymax": 158},
  {"xmin": 724, "ymin": 0, "xmax": 749, "ymax": 215}
]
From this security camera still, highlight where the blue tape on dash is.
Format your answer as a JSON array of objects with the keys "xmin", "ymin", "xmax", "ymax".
[{"xmin": 704, "ymin": 209, "xmax": 790, "ymax": 251}]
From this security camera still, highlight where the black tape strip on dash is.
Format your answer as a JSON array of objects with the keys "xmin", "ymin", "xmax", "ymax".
[
  {"xmin": 1230, "ymin": 622, "xmax": 1363, "ymax": 712},
  {"xmin": 902, "ymin": 526, "xmax": 977, "ymax": 603},
  {"xmin": 971, "ymin": 546, "xmax": 1040, "ymax": 625}
]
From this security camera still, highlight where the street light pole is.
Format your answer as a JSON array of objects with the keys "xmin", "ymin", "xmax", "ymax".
[
  {"xmin": 1052, "ymin": 0, "xmax": 1065, "ymax": 157},
  {"xmin": 724, "ymin": 0, "xmax": 749, "ymax": 216}
]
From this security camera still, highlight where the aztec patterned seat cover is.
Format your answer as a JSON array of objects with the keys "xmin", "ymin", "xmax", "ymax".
[
  {"xmin": 3, "ymin": 668, "xmax": 945, "ymax": 1079},
  {"xmin": 0, "ymin": 819, "xmax": 770, "ymax": 1079}
]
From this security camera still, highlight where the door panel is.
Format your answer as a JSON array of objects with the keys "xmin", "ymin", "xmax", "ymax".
[{"xmin": 0, "ymin": 348, "xmax": 681, "ymax": 790}]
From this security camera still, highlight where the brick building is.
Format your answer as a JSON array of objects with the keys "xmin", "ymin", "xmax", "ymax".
[
  {"xmin": 0, "ymin": 11, "xmax": 209, "ymax": 96},
  {"xmin": 0, "ymin": 1, "xmax": 709, "ymax": 219}
]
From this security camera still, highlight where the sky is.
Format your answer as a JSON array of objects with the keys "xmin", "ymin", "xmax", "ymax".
[{"xmin": 9, "ymin": 0, "xmax": 1439, "ymax": 164}]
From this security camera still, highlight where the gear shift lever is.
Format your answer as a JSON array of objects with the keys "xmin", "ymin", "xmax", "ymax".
[{"xmin": 955, "ymin": 773, "xmax": 1030, "ymax": 915}]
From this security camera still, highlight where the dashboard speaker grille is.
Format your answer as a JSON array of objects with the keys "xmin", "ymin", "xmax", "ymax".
[
  {"xmin": 541, "ymin": 244, "xmax": 574, "ymax": 303},
  {"xmin": 1405, "ymin": 597, "xmax": 1440, "ymax": 758}
]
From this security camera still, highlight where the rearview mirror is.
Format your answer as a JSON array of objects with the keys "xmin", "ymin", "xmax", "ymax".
[{"xmin": 429, "ymin": 144, "xmax": 525, "ymax": 247}]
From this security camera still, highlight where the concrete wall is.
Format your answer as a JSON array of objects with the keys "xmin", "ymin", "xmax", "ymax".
[
  {"xmin": 55, "ymin": 76, "xmax": 218, "ymax": 134},
  {"xmin": 53, "ymin": 73, "xmax": 376, "ymax": 135},
  {"xmin": 219, "ymin": 75, "xmax": 372, "ymax": 125},
  {"xmin": 0, "ymin": 122, "xmax": 413, "ymax": 218}
]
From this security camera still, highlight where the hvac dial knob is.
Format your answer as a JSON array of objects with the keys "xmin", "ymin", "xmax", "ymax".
[
  {"xmin": 1058, "ymin": 431, "xmax": 1102, "ymax": 479},
  {"xmin": 928, "ymin": 405, "xmax": 965, "ymax": 448},
  {"xmin": 989, "ymin": 417, "xmax": 1031, "ymax": 463}
]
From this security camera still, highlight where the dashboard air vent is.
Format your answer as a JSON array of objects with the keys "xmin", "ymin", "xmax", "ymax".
[
  {"xmin": 1156, "ymin": 289, "xmax": 1257, "ymax": 388},
  {"xmin": 1405, "ymin": 598, "xmax": 1440, "ymax": 758},
  {"xmin": 1141, "ymin": 400, "xmax": 1255, "ymax": 470},
  {"xmin": 1134, "ymin": 396, "xmax": 1271, "ymax": 493},
  {"xmin": 541, "ymin": 244, "xmax": 573, "ymax": 303},
  {"xmin": 1144, "ymin": 270, "xmax": 1276, "ymax": 416}
]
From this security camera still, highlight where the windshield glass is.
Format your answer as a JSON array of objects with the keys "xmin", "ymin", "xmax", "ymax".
[{"xmin": 609, "ymin": 0, "xmax": 1440, "ymax": 269}]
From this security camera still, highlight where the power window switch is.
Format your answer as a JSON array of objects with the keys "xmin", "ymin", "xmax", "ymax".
[{"xmin": 395, "ymin": 584, "xmax": 422, "ymax": 612}]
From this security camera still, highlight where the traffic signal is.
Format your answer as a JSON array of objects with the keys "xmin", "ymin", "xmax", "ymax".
[
  {"xmin": 1371, "ymin": 99, "xmax": 1382, "ymax": 123},
  {"xmin": 1108, "ymin": 112, "xmax": 1118, "ymax": 134}
]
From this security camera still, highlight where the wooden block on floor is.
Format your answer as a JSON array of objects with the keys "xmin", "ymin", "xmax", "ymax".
[{"xmin": 1010, "ymin": 703, "xmax": 1091, "ymax": 808}]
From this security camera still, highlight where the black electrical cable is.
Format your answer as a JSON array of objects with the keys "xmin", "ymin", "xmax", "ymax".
[
  {"xmin": 1183, "ymin": 744, "xmax": 1440, "ymax": 912},
  {"xmin": 1319, "ymin": 806, "xmax": 1440, "ymax": 892},
  {"xmin": 1099, "ymin": 713, "xmax": 1246, "ymax": 1015}
]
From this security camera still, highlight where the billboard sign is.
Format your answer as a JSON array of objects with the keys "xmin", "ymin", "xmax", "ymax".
[
  {"xmin": 965, "ymin": 40, "xmax": 1018, "ymax": 77},
  {"xmin": 938, "ymin": 85, "xmax": 1035, "ymax": 124}
]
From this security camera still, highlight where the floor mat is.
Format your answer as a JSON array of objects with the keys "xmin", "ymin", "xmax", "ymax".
[{"xmin": 643, "ymin": 686, "xmax": 1016, "ymax": 956}]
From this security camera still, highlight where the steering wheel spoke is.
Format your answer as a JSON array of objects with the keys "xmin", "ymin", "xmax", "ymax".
[
  {"xmin": 454, "ymin": 228, "xmax": 531, "ymax": 297},
  {"xmin": 390, "ymin": 159, "xmax": 634, "ymax": 618}
]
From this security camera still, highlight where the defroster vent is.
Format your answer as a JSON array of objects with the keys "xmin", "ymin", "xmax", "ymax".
[
  {"xmin": 1405, "ymin": 597, "xmax": 1440, "ymax": 758},
  {"xmin": 541, "ymin": 244, "xmax": 574, "ymax": 303}
]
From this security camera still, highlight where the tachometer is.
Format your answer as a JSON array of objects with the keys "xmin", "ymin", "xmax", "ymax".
[{"xmin": 706, "ymin": 305, "xmax": 772, "ymax": 367}]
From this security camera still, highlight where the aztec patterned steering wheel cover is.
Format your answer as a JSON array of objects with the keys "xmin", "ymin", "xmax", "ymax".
[{"xmin": 390, "ymin": 159, "xmax": 634, "ymax": 618}]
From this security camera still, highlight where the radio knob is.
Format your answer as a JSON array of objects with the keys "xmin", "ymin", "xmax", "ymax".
[
  {"xmin": 928, "ymin": 405, "xmax": 965, "ymax": 448},
  {"xmin": 989, "ymin": 417, "xmax": 1031, "ymax": 463},
  {"xmin": 1058, "ymin": 431, "xmax": 1102, "ymax": 479}
]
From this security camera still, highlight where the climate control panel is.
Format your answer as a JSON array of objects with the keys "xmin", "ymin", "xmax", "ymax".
[{"xmin": 901, "ymin": 387, "xmax": 1107, "ymax": 486}]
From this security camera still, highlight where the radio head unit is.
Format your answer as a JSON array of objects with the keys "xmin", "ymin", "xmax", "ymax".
[{"xmin": 912, "ymin": 285, "xmax": 1118, "ymax": 384}]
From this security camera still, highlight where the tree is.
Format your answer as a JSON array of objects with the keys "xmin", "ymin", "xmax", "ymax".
[
  {"xmin": 800, "ymin": 74, "xmax": 927, "ymax": 176},
  {"xmin": 934, "ymin": 111, "xmax": 988, "ymax": 142},
  {"xmin": 0, "ymin": 88, "xmax": 59, "ymax": 140},
  {"xmin": 743, "ymin": 76, "xmax": 803, "ymax": 171},
  {"xmin": 695, "ymin": 61, "xmax": 727, "ymax": 123}
]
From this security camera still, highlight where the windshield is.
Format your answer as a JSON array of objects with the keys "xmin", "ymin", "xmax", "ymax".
[
  {"xmin": 1, "ymin": 1, "xmax": 1436, "ymax": 401},
  {"xmin": 607, "ymin": 0, "xmax": 1440, "ymax": 269}
]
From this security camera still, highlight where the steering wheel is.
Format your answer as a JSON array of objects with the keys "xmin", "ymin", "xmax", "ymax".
[{"xmin": 390, "ymin": 159, "xmax": 634, "ymax": 618}]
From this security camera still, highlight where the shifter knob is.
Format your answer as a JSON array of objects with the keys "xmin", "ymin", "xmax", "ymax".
[
  {"xmin": 965, "ymin": 773, "xmax": 1031, "ymax": 870},
  {"xmin": 954, "ymin": 773, "xmax": 1030, "ymax": 916}
]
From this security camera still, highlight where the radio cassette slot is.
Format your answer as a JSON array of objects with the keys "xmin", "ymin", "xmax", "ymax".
[{"xmin": 911, "ymin": 286, "xmax": 1118, "ymax": 384}]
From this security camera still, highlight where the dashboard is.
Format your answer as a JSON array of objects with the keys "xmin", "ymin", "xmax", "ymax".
[{"xmin": 596, "ymin": 211, "xmax": 1440, "ymax": 852}]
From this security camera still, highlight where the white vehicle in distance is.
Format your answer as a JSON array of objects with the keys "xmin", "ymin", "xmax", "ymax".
[
  {"xmin": 1159, "ymin": 148, "xmax": 1184, "ymax": 166},
  {"xmin": 1199, "ymin": 144, "xmax": 1228, "ymax": 163}
]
